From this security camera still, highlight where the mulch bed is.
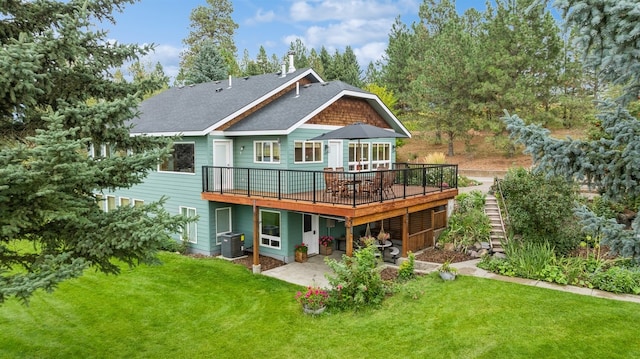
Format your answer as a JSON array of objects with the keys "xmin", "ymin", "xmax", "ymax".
[
  {"xmin": 232, "ymin": 255, "xmax": 285, "ymax": 271},
  {"xmin": 413, "ymin": 247, "xmax": 474, "ymax": 263}
]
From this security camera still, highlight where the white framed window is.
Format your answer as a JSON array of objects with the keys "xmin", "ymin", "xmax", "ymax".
[
  {"xmin": 133, "ymin": 199, "xmax": 144, "ymax": 207},
  {"xmin": 89, "ymin": 143, "xmax": 112, "ymax": 159},
  {"xmin": 348, "ymin": 142, "xmax": 370, "ymax": 171},
  {"xmin": 96, "ymin": 194, "xmax": 104, "ymax": 211},
  {"xmin": 160, "ymin": 142, "xmax": 195, "ymax": 173},
  {"xmin": 119, "ymin": 197, "xmax": 131, "ymax": 207},
  {"xmin": 105, "ymin": 195, "xmax": 116, "ymax": 212},
  {"xmin": 215, "ymin": 207, "xmax": 232, "ymax": 245},
  {"xmin": 254, "ymin": 141, "xmax": 280, "ymax": 163},
  {"xmin": 371, "ymin": 143, "xmax": 391, "ymax": 169},
  {"xmin": 260, "ymin": 210, "xmax": 281, "ymax": 249},
  {"xmin": 294, "ymin": 141, "xmax": 323, "ymax": 163},
  {"xmin": 179, "ymin": 206, "xmax": 197, "ymax": 243}
]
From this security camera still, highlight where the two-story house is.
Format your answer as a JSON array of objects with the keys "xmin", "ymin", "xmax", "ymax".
[{"xmin": 104, "ymin": 60, "xmax": 458, "ymax": 272}]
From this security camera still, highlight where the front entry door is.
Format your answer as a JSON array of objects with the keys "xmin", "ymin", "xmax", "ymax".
[{"xmin": 302, "ymin": 214, "xmax": 319, "ymax": 255}]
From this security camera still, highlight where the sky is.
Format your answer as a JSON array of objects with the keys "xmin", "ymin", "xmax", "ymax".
[{"xmin": 101, "ymin": 0, "xmax": 485, "ymax": 81}]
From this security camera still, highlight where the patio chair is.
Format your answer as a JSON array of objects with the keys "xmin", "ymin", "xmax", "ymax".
[
  {"xmin": 382, "ymin": 168, "xmax": 396, "ymax": 199},
  {"xmin": 323, "ymin": 167, "xmax": 347, "ymax": 197},
  {"xmin": 360, "ymin": 166, "xmax": 386, "ymax": 197}
]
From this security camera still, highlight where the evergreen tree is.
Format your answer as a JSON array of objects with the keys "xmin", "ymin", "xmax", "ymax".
[
  {"xmin": 407, "ymin": 0, "xmax": 480, "ymax": 156},
  {"xmin": 380, "ymin": 17, "xmax": 415, "ymax": 111},
  {"xmin": 503, "ymin": 0, "xmax": 640, "ymax": 263},
  {"xmin": 308, "ymin": 48, "xmax": 324, "ymax": 76},
  {"xmin": 178, "ymin": 0, "xmax": 238, "ymax": 83},
  {"xmin": 184, "ymin": 40, "xmax": 229, "ymax": 84},
  {"xmin": 0, "ymin": 0, "xmax": 187, "ymax": 303},
  {"xmin": 288, "ymin": 38, "xmax": 309, "ymax": 69},
  {"xmin": 319, "ymin": 46, "xmax": 334, "ymax": 80},
  {"xmin": 331, "ymin": 46, "xmax": 362, "ymax": 87}
]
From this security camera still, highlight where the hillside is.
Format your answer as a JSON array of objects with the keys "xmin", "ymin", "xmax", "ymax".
[{"xmin": 397, "ymin": 129, "xmax": 586, "ymax": 172}]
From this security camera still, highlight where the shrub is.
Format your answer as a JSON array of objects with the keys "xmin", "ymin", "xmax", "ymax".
[
  {"xmin": 397, "ymin": 252, "xmax": 415, "ymax": 282},
  {"xmin": 590, "ymin": 266, "xmax": 640, "ymax": 294},
  {"xmin": 324, "ymin": 243, "xmax": 390, "ymax": 311},
  {"xmin": 503, "ymin": 240, "xmax": 557, "ymax": 280},
  {"xmin": 499, "ymin": 167, "xmax": 582, "ymax": 255},
  {"xmin": 422, "ymin": 152, "xmax": 446, "ymax": 164},
  {"xmin": 439, "ymin": 191, "xmax": 490, "ymax": 249}
]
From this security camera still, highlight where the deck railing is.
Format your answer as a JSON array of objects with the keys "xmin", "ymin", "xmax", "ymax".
[{"xmin": 202, "ymin": 164, "xmax": 458, "ymax": 207}]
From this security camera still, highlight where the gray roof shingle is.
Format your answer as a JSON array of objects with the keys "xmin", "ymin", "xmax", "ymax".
[{"xmin": 130, "ymin": 69, "xmax": 319, "ymax": 134}]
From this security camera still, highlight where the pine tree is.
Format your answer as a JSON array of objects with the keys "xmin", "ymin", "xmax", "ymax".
[
  {"xmin": 0, "ymin": 0, "xmax": 187, "ymax": 303},
  {"xmin": 178, "ymin": 0, "xmax": 238, "ymax": 83},
  {"xmin": 504, "ymin": 0, "xmax": 640, "ymax": 262}
]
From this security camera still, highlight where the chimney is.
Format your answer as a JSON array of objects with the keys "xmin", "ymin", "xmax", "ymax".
[
  {"xmin": 288, "ymin": 51, "xmax": 296, "ymax": 73},
  {"xmin": 281, "ymin": 62, "xmax": 286, "ymax": 78}
]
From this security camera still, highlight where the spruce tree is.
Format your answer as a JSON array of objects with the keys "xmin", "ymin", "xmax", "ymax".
[
  {"xmin": 503, "ymin": 0, "xmax": 640, "ymax": 262},
  {"xmin": 184, "ymin": 40, "xmax": 228, "ymax": 84},
  {"xmin": 0, "ymin": 0, "xmax": 186, "ymax": 303}
]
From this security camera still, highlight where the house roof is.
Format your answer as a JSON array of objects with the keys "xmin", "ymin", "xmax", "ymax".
[
  {"xmin": 131, "ymin": 69, "xmax": 321, "ymax": 135},
  {"xmin": 131, "ymin": 68, "xmax": 410, "ymax": 138}
]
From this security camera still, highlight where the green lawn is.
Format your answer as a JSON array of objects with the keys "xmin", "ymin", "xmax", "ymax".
[{"xmin": 2, "ymin": 252, "xmax": 639, "ymax": 359}]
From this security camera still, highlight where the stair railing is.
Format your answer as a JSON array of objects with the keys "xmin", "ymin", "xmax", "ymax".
[{"xmin": 494, "ymin": 178, "xmax": 509, "ymax": 240}]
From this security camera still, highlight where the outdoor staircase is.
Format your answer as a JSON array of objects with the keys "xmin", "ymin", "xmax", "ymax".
[{"xmin": 485, "ymin": 195, "xmax": 506, "ymax": 254}]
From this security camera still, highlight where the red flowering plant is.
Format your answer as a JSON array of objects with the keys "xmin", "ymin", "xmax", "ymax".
[
  {"xmin": 319, "ymin": 235, "xmax": 334, "ymax": 247},
  {"xmin": 295, "ymin": 243, "xmax": 308, "ymax": 253},
  {"xmin": 295, "ymin": 285, "xmax": 329, "ymax": 310}
]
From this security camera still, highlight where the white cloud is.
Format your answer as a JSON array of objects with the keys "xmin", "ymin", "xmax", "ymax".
[
  {"xmin": 140, "ymin": 44, "xmax": 183, "ymax": 80},
  {"xmin": 246, "ymin": 8, "xmax": 276, "ymax": 25},
  {"xmin": 282, "ymin": 0, "xmax": 418, "ymax": 67},
  {"xmin": 353, "ymin": 42, "xmax": 387, "ymax": 66},
  {"xmin": 290, "ymin": 0, "xmax": 402, "ymax": 22}
]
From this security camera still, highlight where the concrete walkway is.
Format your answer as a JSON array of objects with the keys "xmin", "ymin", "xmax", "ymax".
[
  {"xmin": 263, "ymin": 254, "xmax": 640, "ymax": 304},
  {"xmin": 263, "ymin": 177, "xmax": 640, "ymax": 304}
]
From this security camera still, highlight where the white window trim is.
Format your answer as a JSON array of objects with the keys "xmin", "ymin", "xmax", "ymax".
[
  {"xmin": 348, "ymin": 142, "xmax": 370, "ymax": 172},
  {"xmin": 215, "ymin": 207, "xmax": 232, "ymax": 245},
  {"xmin": 371, "ymin": 142, "xmax": 391, "ymax": 169},
  {"xmin": 133, "ymin": 199, "xmax": 144, "ymax": 207},
  {"xmin": 158, "ymin": 142, "xmax": 196, "ymax": 175},
  {"xmin": 259, "ymin": 209, "xmax": 281, "ymax": 249},
  {"xmin": 179, "ymin": 206, "xmax": 198, "ymax": 243},
  {"xmin": 105, "ymin": 195, "xmax": 117, "ymax": 212},
  {"xmin": 253, "ymin": 140, "xmax": 281, "ymax": 164},
  {"xmin": 294, "ymin": 140, "xmax": 323, "ymax": 164}
]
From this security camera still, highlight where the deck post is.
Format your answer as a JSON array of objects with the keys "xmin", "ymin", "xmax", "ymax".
[
  {"xmin": 346, "ymin": 217, "xmax": 353, "ymax": 257},
  {"xmin": 401, "ymin": 210, "xmax": 409, "ymax": 257},
  {"xmin": 252, "ymin": 201, "xmax": 261, "ymax": 273}
]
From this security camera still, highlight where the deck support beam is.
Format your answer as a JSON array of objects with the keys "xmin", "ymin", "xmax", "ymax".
[{"xmin": 252, "ymin": 201, "xmax": 261, "ymax": 273}]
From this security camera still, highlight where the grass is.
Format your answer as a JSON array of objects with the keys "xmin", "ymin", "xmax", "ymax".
[{"xmin": 2, "ymin": 252, "xmax": 640, "ymax": 358}]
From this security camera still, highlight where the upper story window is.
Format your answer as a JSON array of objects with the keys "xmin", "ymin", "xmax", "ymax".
[
  {"xmin": 294, "ymin": 141, "xmax": 322, "ymax": 163},
  {"xmin": 254, "ymin": 141, "xmax": 280, "ymax": 163},
  {"xmin": 160, "ymin": 142, "xmax": 195, "ymax": 173},
  {"xmin": 348, "ymin": 142, "xmax": 370, "ymax": 171},
  {"xmin": 371, "ymin": 143, "xmax": 391, "ymax": 169},
  {"xmin": 89, "ymin": 143, "xmax": 112, "ymax": 159}
]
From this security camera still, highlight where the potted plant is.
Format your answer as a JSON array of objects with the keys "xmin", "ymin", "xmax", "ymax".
[
  {"xmin": 319, "ymin": 235, "xmax": 334, "ymax": 255},
  {"xmin": 295, "ymin": 285, "xmax": 329, "ymax": 315},
  {"xmin": 438, "ymin": 259, "xmax": 458, "ymax": 281},
  {"xmin": 294, "ymin": 243, "xmax": 308, "ymax": 263}
]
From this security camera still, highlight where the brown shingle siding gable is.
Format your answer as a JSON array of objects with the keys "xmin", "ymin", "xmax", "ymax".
[{"xmin": 309, "ymin": 97, "xmax": 390, "ymax": 128}]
